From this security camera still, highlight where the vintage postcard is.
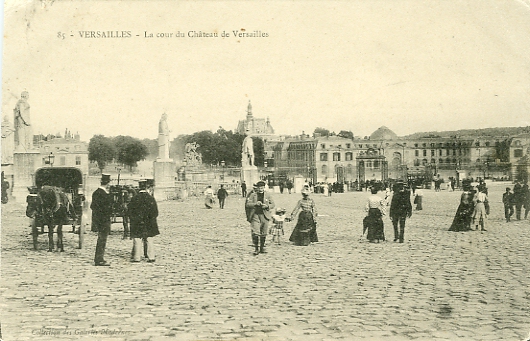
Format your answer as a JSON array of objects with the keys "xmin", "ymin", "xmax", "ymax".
[{"xmin": 2, "ymin": 1, "xmax": 530, "ymax": 340}]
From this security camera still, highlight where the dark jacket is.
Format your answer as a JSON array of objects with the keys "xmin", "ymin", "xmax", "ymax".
[
  {"xmin": 390, "ymin": 190, "xmax": 412, "ymax": 219},
  {"xmin": 128, "ymin": 191, "xmax": 160, "ymax": 238},
  {"xmin": 217, "ymin": 188, "xmax": 228, "ymax": 199},
  {"xmin": 245, "ymin": 191, "xmax": 275, "ymax": 222},
  {"xmin": 90, "ymin": 187, "xmax": 113, "ymax": 225}
]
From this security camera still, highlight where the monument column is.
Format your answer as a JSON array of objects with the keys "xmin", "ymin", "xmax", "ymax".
[
  {"xmin": 11, "ymin": 91, "xmax": 40, "ymax": 203},
  {"xmin": 153, "ymin": 113, "xmax": 176, "ymax": 201}
]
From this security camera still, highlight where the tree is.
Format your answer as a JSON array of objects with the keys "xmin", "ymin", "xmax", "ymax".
[
  {"xmin": 113, "ymin": 135, "xmax": 149, "ymax": 170},
  {"xmin": 338, "ymin": 130, "xmax": 354, "ymax": 140},
  {"xmin": 314, "ymin": 127, "xmax": 330, "ymax": 137},
  {"xmin": 141, "ymin": 138, "xmax": 158, "ymax": 161},
  {"xmin": 88, "ymin": 135, "xmax": 115, "ymax": 173}
]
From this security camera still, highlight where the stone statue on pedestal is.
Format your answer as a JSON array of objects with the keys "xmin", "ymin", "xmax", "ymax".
[
  {"xmin": 13, "ymin": 91, "xmax": 33, "ymax": 151},
  {"xmin": 242, "ymin": 136, "xmax": 254, "ymax": 167},
  {"xmin": 158, "ymin": 113, "xmax": 170, "ymax": 159}
]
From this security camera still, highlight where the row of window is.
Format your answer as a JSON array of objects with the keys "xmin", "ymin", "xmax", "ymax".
[
  {"xmin": 319, "ymin": 152, "xmax": 354, "ymax": 161},
  {"xmin": 42, "ymin": 156, "xmax": 82, "ymax": 166},
  {"xmin": 414, "ymin": 149, "xmax": 469, "ymax": 157}
]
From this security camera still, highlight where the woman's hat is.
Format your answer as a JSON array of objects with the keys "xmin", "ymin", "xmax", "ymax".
[{"xmin": 301, "ymin": 188, "xmax": 310, "ymax": 195}]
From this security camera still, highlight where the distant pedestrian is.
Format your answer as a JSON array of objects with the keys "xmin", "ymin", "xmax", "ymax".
[
  {"xmin": 450, "ymin": 178, "xmax": 456, "ymax": 191},
  {"xmin": 363, "ymin": 186, "xmax": 386, "ymax": 243},
  {"xmin": 523, "ymin": 182, "xmax": 530, "ymax": 219},
  {"xmin": 217, "ymin": 185, "xmax": 228, "ymax": 209},
  {"xmin": 246, "ymin": 181, "xmax": 275, "ymax": 255},
  {"xmin": 204, "ymin": 186, "xmax": 215, "ymax": 209},
  {"xmin": 91, "ymin": 174, "xmax": 113, "ymax": 266},
  {"xmin": 241, "ymin": 181, "xmax": 247, "ymax": 197},
  {"xmin": 449, "ymin": 179, "xmax": 475, "ymax": 232},
  {"xmin": 128, "ymin": 180, "xmax": 159, "ymax": 263},
  {"xmin": 286, "ymin": 180, "xmax": 293, "ymax": 194},
  {"xmin": 472, "ymin": 186, "xmax": 488, "ymax": 231},
  {"xmin": 502, "ymin": 187, "xmax": 514, "ymax": 223},
  {"xmin": 328, "ymin": 183, "xmax": 332, "ymax": 196},
  {"xmin": 279, "ymin": 181, "xmax": 285, "ymax": 194},
  {"xmin": 1, "ymin": 171, "xmax": 9, "ymax": 204},
  {"xmin": 414, "ymin": 186, "xmax": 423, "ymax": 211},
  {"xmin": 390, "ymin": 181, "xmax": 413, "ymax": 243},
  {"xmin": 513, "ymin": 181, "xmax": 525, "ymax": 220},
  {"xmin": 289, "ymin": 187, "xmax": 318, "ymax": 246},
  {"xmin": 270, "ymin": 208, "xmax": 286, "ymax": 244}
]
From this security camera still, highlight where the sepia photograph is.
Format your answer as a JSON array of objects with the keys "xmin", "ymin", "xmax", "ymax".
[{"xmin": 1, "ymin": 1, "xmax": 530, "ymax": 340}]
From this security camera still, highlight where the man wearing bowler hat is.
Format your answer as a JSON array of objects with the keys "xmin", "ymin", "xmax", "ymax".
[
  {"xmin": 389, "ymin": 180, "xmax": 413, "ymax": 243},
  {"xmin": 92, "ymin": 174, "xmax": 113, "ymax": 266},
  {"xmin": 245, "ymin": 181, "xmax": 275, "ymax": 255},
  {"xmin": 128, "ymin": 179, "xmax": 159, "ymax": 263}
]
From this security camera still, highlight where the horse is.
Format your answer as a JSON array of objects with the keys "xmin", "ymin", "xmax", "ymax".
[{"xmin": 37, "ymin": 186, "xmax": 75, "ymax": 252}]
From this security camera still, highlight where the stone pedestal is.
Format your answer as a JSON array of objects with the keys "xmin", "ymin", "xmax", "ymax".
[
  {"xmin": 241, "ymin": 165, "xmax": 259, "ymax": 187},
  {"xmin": 293, "ymin": 176, "xmax": 305, "ymax": 194},
  {"xmin": 12, "ymin": 150, "xmax": 41, "ymax": 203},
  {"xmin": 153, "ymin": 158, "xmax": 175, "ymax": 201}
]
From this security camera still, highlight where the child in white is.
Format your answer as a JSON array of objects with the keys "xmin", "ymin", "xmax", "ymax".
[{"xmin": 270, "ymin": 208, "xmax": 286, "ymax": 244}]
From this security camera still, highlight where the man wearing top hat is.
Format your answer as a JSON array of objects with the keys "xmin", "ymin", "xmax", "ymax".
[
  {"xmin": 245, "ymin": 181, "xmax": 275, "ymax": 255},
  {"xmin": 91, "ymin": 174, "xmax": 113, "ymax": 266},
  {"xmin": 128, "ymin": 179, "xmax": 160, "ymax": 262}
]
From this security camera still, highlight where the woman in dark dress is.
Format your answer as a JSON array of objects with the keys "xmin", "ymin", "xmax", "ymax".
[
  {"xmin": 364, "ymin": 187, "xmax": 386, "ymax": 242},
  {"xmin": 289, "ymin": 187, "xmax": 318, "ymax": 245},
  {"xmin": 448, "ymin": 180, "xmax": 475, "ymax": 232}
]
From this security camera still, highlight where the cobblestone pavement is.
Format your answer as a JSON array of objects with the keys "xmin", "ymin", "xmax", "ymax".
[{"xmin": 1, "ymin": 182, "xmax": 529, "ymax": 341}]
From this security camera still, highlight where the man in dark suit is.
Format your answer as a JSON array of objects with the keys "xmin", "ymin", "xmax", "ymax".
[
  {"xmin": 390, "ymin": 180, "xmax": 413, "ymax": 243},
  {"xmin": 91, "ymin": 174, "xmax": 113, "ymax": 266},
  {"xmin": 245, "ymin": 181, "xmax": 275, "ymax": 255},
  {"xmin": 217, "ymin": 184, "xmax": 228, "ymax": 209},
  {"xmin": 128, "ymin": 180, "xmax": 159, "ymax": 263}
]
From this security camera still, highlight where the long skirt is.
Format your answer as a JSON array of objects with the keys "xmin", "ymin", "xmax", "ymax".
[
  {"xmin": 289, "ymin": 211, "xmax": 318, "ymax": 246},
  {"xmin": 364, "ymin": 208, "xmax": 385, "ymax": 242},
  {"xmin": 448, "ymin": 203, "xmax": 474, "ymax": 231},
  {"xmin": 204, "ymin": 196, "xmax": 215, "ymax": 209}
]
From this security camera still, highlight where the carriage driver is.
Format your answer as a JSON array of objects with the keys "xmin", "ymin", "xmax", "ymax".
[{"xmin": 92, "ymin": 174, "xmax": 113, "ymax": 266}]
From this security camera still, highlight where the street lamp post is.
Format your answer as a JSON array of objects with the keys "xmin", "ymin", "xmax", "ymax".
[
  {"xmin": 116, "ymin": 167, "xmax": 122, "ymax": 185},
  {"xmin": 220, "ymin": 160, "xmax": 225, "ymax": 181}
]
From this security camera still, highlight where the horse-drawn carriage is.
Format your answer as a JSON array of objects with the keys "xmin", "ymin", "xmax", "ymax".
[{"xmin": 26, "ymin": 167, "xmax": 86, "ymax": 250}]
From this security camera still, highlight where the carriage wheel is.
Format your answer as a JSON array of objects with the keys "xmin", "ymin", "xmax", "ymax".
[{"xmin": 31, "ymin": 218, "xmax": 38, "ymax": 250}]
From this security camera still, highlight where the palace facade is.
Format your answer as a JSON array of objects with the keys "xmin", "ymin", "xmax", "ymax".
[{"xmin": 268, "ymin": 126, "xmax": 518, "ymax": 184}]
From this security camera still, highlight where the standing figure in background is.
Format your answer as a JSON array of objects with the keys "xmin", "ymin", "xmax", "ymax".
[
  {"xmin": 502, "ymin": 187, "xmax": 514, "ymax": 222},
  {"xmin": 129, "ymin": 180, "xmax": 159, "ymax": 263},
  {"xmin": 472, "ymin": 186, "xmax": 488, "ymax": 231},
  {"xmin": 217, "ymin": 184, "xmax": 228, "ymax": 209},
  {"xmin": 364, "ymin": 187, "xmax": 386, "ymax": 243},
  {"xmin": 414, "ymin": 186, "xmax": 423, "ymax": 211},
  {"xmin": 204, "ymin": 185, "xmax": 215, "ymax": 209},
  {"xmin": 523, "ymin": 181, "xmax": 530, "ymax": 219},
  {"xmin": 513, "ymin": 181, "xmax": 524, "ymax": 220},
  {"xmin": 241, "ymin": 181, "xmax": 247, "ymax": 197},
  {"xmin": 390, "ymin": 181, "xmax": 413, "ymax": 243}
]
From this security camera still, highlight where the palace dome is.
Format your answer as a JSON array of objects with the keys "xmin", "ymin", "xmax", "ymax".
[{"xmin": 370, "ymin": 126, "xmax": 398, "ymax": 140}]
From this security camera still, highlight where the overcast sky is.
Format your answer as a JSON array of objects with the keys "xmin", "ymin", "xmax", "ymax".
[{"xmin": 3, "ymin": 1, "xmax": 530, "ymax": 142}]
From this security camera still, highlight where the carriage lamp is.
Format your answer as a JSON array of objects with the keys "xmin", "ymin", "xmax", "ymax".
[{"xmin": 47, "ymin": 152, "xmax": 55, "ymax": 167}]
